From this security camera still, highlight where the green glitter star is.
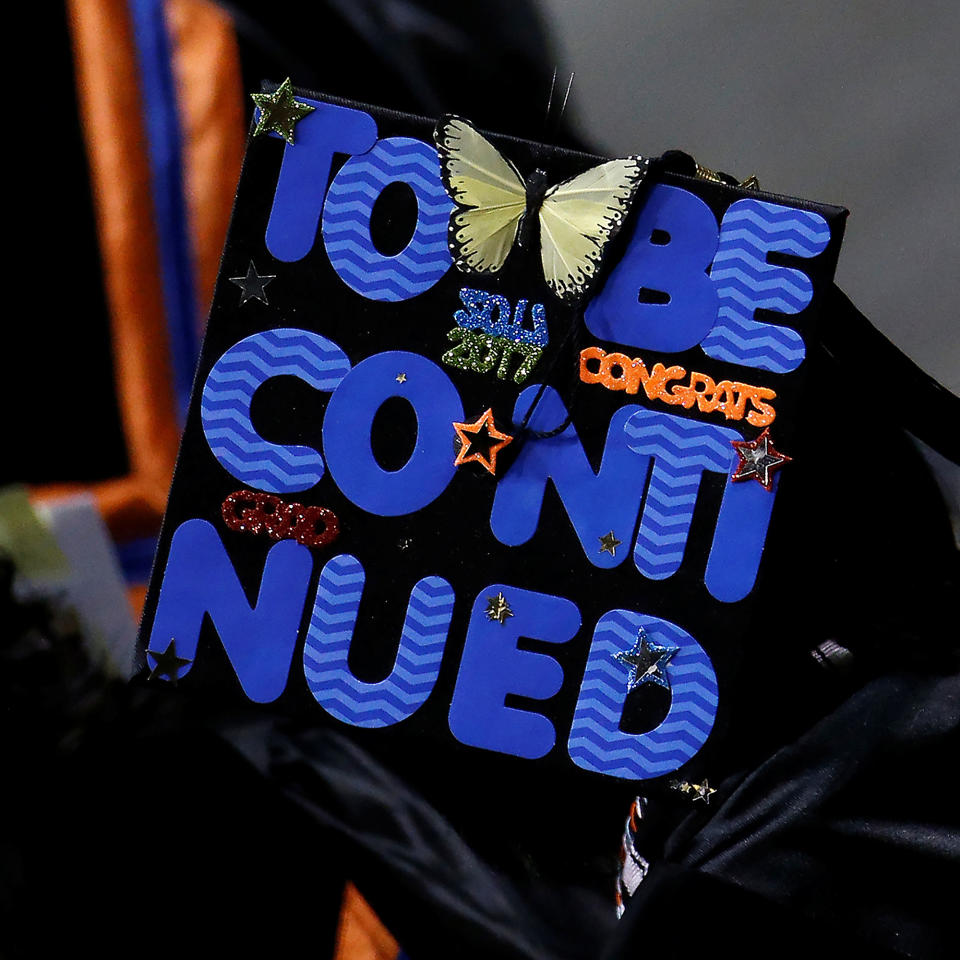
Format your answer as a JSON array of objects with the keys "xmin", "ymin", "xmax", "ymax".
[{"xmin": 250, "ymin": 78, "xmax": 315, "ymax": 145}]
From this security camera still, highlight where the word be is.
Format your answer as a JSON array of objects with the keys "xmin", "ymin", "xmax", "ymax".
[
  {"xmin": 222, "ymin": 489, "xmax": 339, "ymax": 547},
  {"xmin": 580, "ymin": 346, "xmax": 777, "ymax": 427}
]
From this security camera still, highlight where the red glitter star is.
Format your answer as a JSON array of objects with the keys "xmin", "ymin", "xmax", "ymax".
[{"xmin": 731, "ymin": 428, "xmax": 792, "ymax": 491}]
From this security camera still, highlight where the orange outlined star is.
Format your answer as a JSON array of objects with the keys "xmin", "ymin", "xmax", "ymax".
[{"xmin": 453, "ymin": 409, "xmax": 513, "ymax": 476}]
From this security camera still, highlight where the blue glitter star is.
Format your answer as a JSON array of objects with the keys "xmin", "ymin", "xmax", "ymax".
[{"xmin": 613, "ymin": 627, "xmax": 678, "ymax": 692}]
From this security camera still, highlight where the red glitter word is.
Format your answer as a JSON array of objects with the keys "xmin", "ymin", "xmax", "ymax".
[{"xmin": 222, "ymin": 490, "xmax": 340, "ymax": 547}]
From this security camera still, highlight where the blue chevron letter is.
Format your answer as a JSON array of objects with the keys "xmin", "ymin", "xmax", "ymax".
[
  {"xmin": 623, "ymin": 408, "xmax": 778, "ymax": 602},
  {"xmin": 585, "ymin": 184, "xmax": 719, "ymax": 353},
  {"xmin": 701, "ymin": 198, "xmax": 830, "ymax": 373},
  {"xmin": 201, "ymin": 328, "xmax": 350, "ymax": 493},
  {"xmin": 265, "ymin": 99, "xmax": 377, "ymax": 262},
  {"xmin": 147, "ymin": 519, "xmax": 312, "ymax": 702},
  {"xmin": 448, "ymin": 585, "xmax": 581, "ymax": 759},
  {"xmin": 322, "ymin": 136, "xmax": 455, "ymax": 301},
  {"xmin": 569, "ymin": 609, "xmax": 718, "ymax": 779},
  {"xmin": 304, "ymin": 554, "xmax": 454, "ymax": 728},
  {"xmin": 490, "ymin": 387, "xmax": 645, "ymax": 568}
]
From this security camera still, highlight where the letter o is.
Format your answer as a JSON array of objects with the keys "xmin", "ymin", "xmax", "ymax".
[
  {"xmin": 321, "ymin": 136, "xmax": 455, "ymax": 301},
  {"xmin": 323, "ymin": 351, "xmax": 464, "ymax": 516}
]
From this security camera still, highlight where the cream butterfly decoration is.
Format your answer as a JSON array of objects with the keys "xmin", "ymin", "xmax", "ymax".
[{"xmin": 433, "ymin": 116, "xmax": 649, "ymax": 302}]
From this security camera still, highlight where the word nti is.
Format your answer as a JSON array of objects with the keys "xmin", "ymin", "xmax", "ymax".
[
  {"xmin": 201, "ymin": 329, "xmax": 779, "ymax": 604},
  {"xmin": 580, "ymin": 346, "xmax": 777, "ymax": 427}
]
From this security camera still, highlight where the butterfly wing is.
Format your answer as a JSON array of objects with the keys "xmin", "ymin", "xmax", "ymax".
[
  {"xmin": 538, "ymin": 157, "xmax": 650, "ymax": 301},
  {"xmin": 434, "ymin": 116, "xmax": 527, "ymax": 274}
]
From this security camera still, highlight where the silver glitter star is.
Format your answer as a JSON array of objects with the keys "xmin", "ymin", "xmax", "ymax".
[
  {"xmin": 230, "ymin": 261, "xmax": 275, "ymax": 305},
  {"xmin": 614, "ymin": 627, "xmax": 678, "ymax": 692},
  {"xmin": 731, "ymin": 428, "xmax": 792, "ymax": 491}
]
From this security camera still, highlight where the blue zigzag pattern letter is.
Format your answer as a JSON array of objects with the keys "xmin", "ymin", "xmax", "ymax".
[
  {"xmin": 322, "ymin": 136, "xmax": 455, "ymax": 301},
  {"xmin": 264, "ymin": 99, "xmax": 378, "ymax": 262},
  {"xmin": 623, "ymin": 408, "xmax": 779, "ymax": 602},
  {"xmin": 701, "ymin": 198, "xmax": 830, "ymax": 373},
  {"xmin": 703, "ymin": 463, "xmax": 780, "ymax": 603},
  {"xmin": 148, "ymin": 519, "xmax": 312, "ymax": 702},
  {"xmin": 303, "ymin": 554, "xmax": 454, "ymax": 728},
  {"xmin": 490, "ymin": 387, "xmax": 645, "ymax": 568},
  {"xmin": 448, "ymin": 585, "xmax": 581, "ymax": 759},
  {"xmin": 568, "ymin": 609, "xmax": 718, "ymax": 779},
  {"xmin": 201, "ymin": 328, "xmax": 350, "ymax": 493},
  {"xmin": 624, "ymin": 409, "xmax": 741, "ymax": 581}
]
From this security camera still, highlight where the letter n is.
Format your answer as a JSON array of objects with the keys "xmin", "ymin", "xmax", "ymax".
[
  {"xmin": 146, "ymin": 519, "xmax": 313, "ymax": 702},
  {"xmin": 490, "ymin": 386, "xmax": 643, "ymax": 568}
]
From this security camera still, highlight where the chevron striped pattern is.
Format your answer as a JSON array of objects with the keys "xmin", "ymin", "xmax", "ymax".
[
  {"xmin": 569, "ymin": 610, "xmax": 718, "ymax": 779},
  {"xmin": 201, "ymin": 328, "xmax": 350, "ymax": 493},
  {"xmin": 321, "ymin": 136, "xmax": 454, "ymax": 301},
  {"xmin": 702, "ymin": 199, "xmax": 830, "ymax": 373},
  {"xmin": 625, "ymin": 409, "xmax": 740, "ymax": 580},
  {"xmin": 303, "ymin": 554, "xmax": 454, "ymax": 728}
]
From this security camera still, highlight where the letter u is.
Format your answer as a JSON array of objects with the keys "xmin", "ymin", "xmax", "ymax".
[{"xmin": 303, "ymin": 554, "xmax": 455, "ymax": 728}]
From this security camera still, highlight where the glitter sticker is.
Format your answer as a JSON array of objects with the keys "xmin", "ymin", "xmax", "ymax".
[
  {"xmin": 442, "ymin": 288, "xmax": 547, "ymax": 384},
  {"xmin": 580, "ymin": 345, "xmax": 777, "ymax": 427},
  {"xmin": 730, "ymin": 428, "xmax": 792, "ymax": 491},
  {"xmin": 250, "ymin": 77, "xmax": 315, "ymax": 144},
  {"xmin": 221, "ymin": 490, "xmax": 340, "ymax": 548}
]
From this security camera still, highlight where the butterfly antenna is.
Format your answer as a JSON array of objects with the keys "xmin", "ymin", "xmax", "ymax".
[
  {"xmin": 544, "ymin": 67, "xmax": 558, "ymax": 133},
  {"xmin": 557, "ymin": 71, "xmax": 575, "ymax": 127}
]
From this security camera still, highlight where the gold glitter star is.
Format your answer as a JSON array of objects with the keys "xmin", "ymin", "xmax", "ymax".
[
  {"xmin": 396, "ymin": 372, "xmax": 408, "ymax": 383},
  {"xmin": 250, "ymin": 78, "xmax": 315, "ymax": 145},
  {"xmin": 598, "ymin": 531, "xmax": 622, "ymax": 556},
  {"xmin": 691, "ymin": 779, "xmax": 717, "ymax": 804},
  {"xmin": 485, "ymin": 592, "xmax": 513, "ymax": 625}
]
